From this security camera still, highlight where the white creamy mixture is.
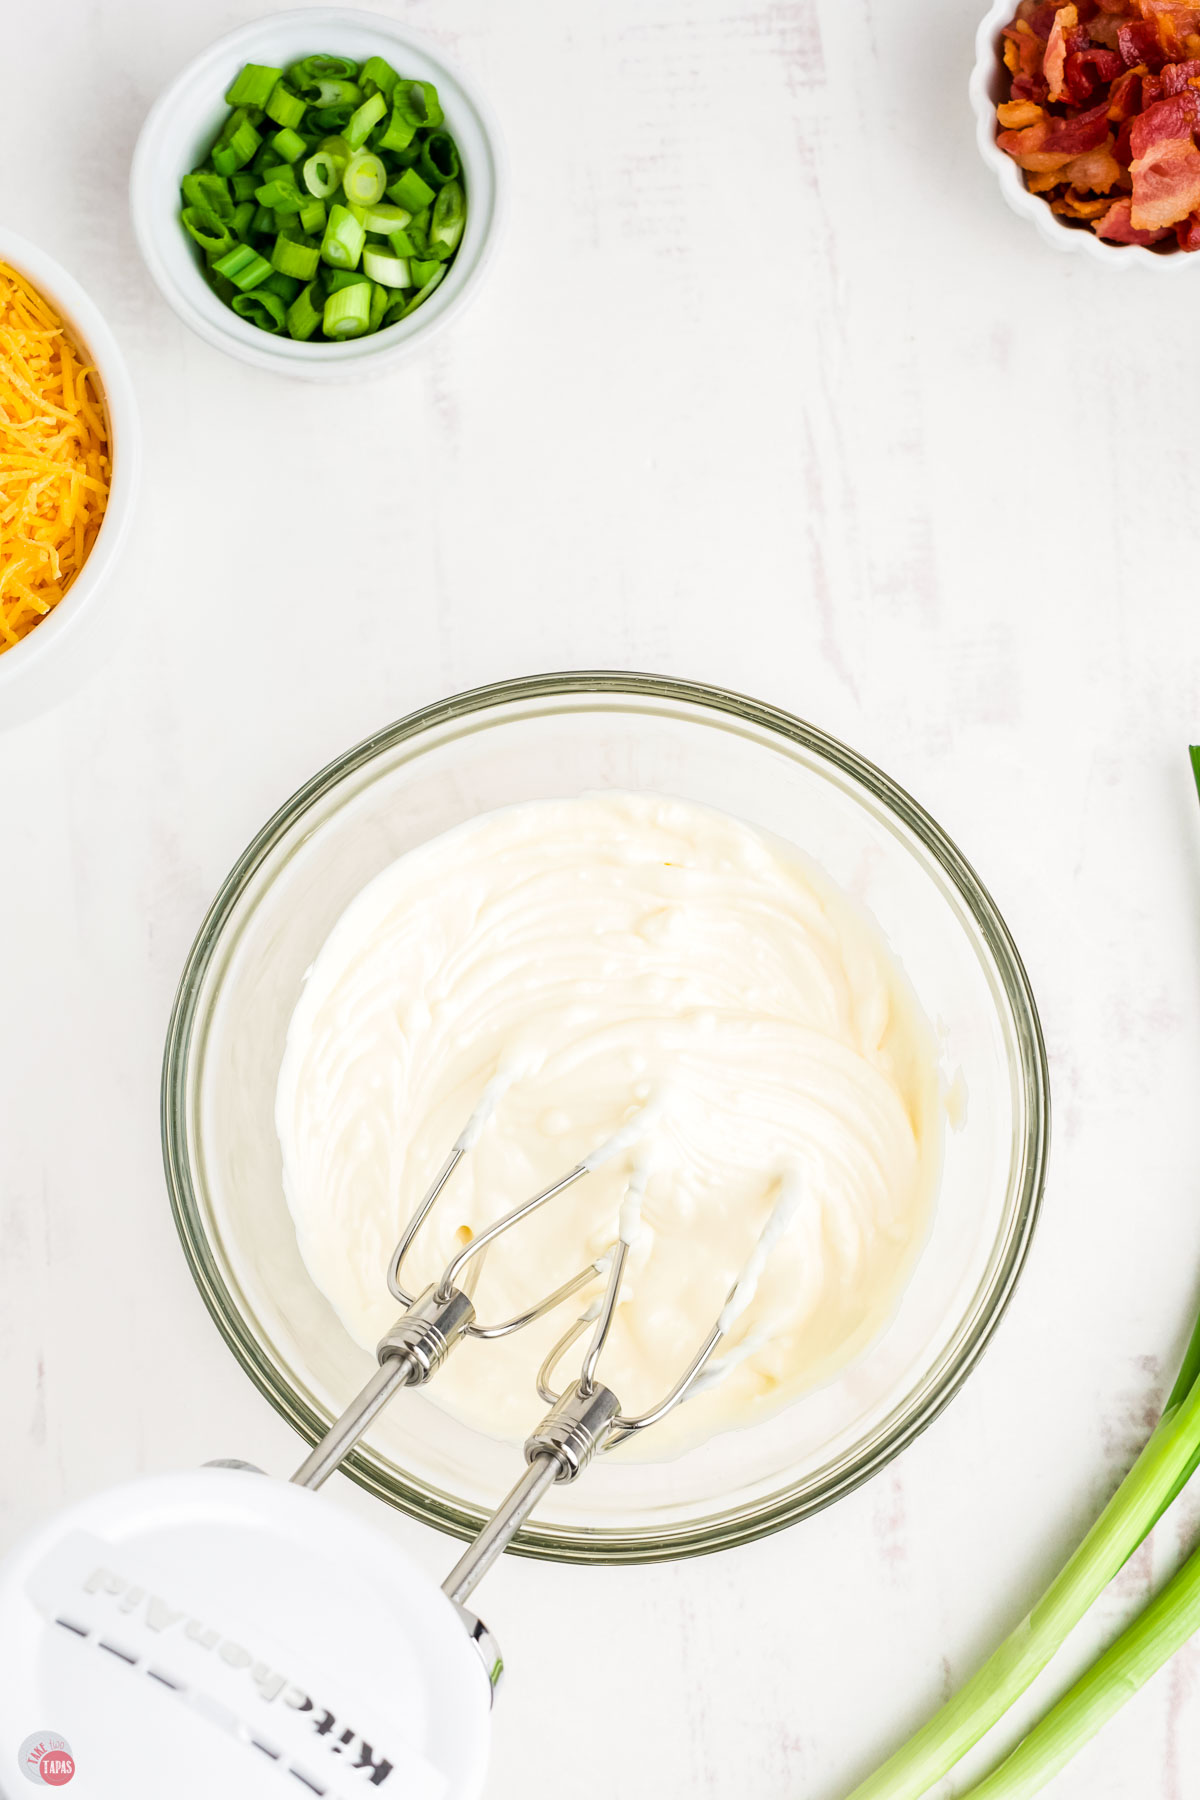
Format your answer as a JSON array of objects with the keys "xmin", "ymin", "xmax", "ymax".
[{"xmin": 276, "ymin": 793, "xmax": 941, "ymax": 1447}]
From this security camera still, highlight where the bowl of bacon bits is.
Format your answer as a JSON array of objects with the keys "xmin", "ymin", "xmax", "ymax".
[{"xmin": 971, "ymin": 0, "xmax": 1200, "ymax": 263}]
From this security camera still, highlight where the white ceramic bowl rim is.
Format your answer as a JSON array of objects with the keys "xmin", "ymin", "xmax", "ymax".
[
  {"xmin": 969, "ymin": 0, "xmax": 1200, "ymax": 271},
  {"xmin": 0, "ymin": 228, "xmax": 141, "ymax": 693},
  {"xmin": 129, "ymin": 8, "xmax": 506, "ymax": 377}
]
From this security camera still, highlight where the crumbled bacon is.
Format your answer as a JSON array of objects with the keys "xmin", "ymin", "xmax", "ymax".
[{"xmin": 995, "ymin": 0, "xmax": 1200, "ymax": 246}]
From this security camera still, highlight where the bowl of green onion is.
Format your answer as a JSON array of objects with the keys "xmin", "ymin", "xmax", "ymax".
[{"xmin": 130, "ymin": 9, "xmax": 503, "ymax": 378}]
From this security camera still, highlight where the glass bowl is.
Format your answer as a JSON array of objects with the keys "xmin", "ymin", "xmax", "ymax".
[{"xmin": 161, "ymin": 672, "xmax": 1049, "ymax": 1563}]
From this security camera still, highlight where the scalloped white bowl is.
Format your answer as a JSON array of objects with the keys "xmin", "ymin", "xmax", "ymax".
[
  {"xmin": 969, "ymin": 0, "xmax": 1200, "ymax": 270},
  {"xmin": 130, "ymin": 8, "xmax": 506, "ymax": 379}
]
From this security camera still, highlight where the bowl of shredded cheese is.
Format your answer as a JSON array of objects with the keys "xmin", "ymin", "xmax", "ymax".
[{"xmin": 0, "ymin": 229, "xmax": 139, "ymax": 694}]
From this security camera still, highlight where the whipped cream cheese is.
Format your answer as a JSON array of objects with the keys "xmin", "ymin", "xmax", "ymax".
[{"xmin": 276, "ymin": 792, "xmax": 941, "ymax": 1447}]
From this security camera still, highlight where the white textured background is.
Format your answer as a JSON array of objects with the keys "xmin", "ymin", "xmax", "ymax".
[{"xmin": 4, "ymin": 0, "xmax": 1200, "ymax": 1795}]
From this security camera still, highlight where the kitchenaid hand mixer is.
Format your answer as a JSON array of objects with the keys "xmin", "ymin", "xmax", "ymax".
[{"xmin": 0, "ymin": 1083, "xmax": 797, "ymax": 1800}]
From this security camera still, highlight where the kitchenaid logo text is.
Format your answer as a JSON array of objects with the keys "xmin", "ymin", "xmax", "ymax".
[{"xmin": 76, "ymin": 1567, "xmax": 394, "ymax": 1788}]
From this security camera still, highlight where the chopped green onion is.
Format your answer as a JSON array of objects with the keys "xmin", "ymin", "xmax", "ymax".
[
  {"xmin": 342, "ymin": 150, "xmax": 387, "ymax": 206},
  {"xmin": 320, "ymin": 202, "xmax": 365, "ymax": 269},
  {"xmin": 404, "ymin": 264, "xmax": 447, "ymax": 313},
  {"xmin": 377, "ymin": 103, "xmax": 418, "ymax": 153},
  {"xmin": 264, "ymin": 79, "xmax": 306, "ymax": 128},
  {"xmin": 298, "ymin": 75, "xmax": 362, "ymax": 109},
  {"xmin": 255, "ymin": 166, "xmax": 304, "ymax": 213},
  {"xmin": 211, "ymin": 243, "xmax": 273, "ymax": 290},
  {"xmin": 181, "ymin": 205, "xmax": 234, "ymax": 257},
  {"xmin": 344, "ymin": 90, "xmax": 387, "ymax": 149},
  {"xmin": 417, "ymin": 131, "xmax": 461, "ymax": 190},
  {"xmin": 182, "ymin": 170, "xmax": 233, "ymax": 218},
  {"xmin": 362, "ymin": 246, "xmax": 411, "ymax": 287},
  {"xmin": 286, "ymin": 281, "xmax": 324, "ymax": 340},
  {"xmin": 179, "ymin": 49, "xmax": 468, "ymax": 341},
  {"xmin": 428, "ymin": 179, "xmax": 466, "ymax": 255},
  {"xmin": 210, "ymin": 106, "xmax": 261, "ymax": 176},
  {"xmin": 270, "ymin": 125, "xmax": 306, "ymax": 163},
  {"xmin": 271, "ymin": 232, "xmax": 321, "ymax": 280},
  {"xmin": 224, "ymin": 63, "xmax": 283, "ymax": 109},
  {"xmin": 360, "ymin": 201, "xmax": 411, "ymax": 233},
  {"xmin": 391, "ymin": 78, "xmax": 443, "ymax": 130},
  {"xmin": 302, "ymin": 149, "xmax": 343, "ymax": 198},
  {"xmin": 388, "ymin": 166, "xmax": 436, "ymax": 213},
  {"xmin": 359, "ymin": 55, "xmax": 399, "ymax": 100},
  {"xmin": 288, "ymin": 53, "xmax": 358, "ymax": 84},
  {"xmin": 322, "ymin": 282, "xmax": 371, "ymax": 338},
  {"xmin": 298, "ymin": 196, "xmax": 327, "ymax": 235}
]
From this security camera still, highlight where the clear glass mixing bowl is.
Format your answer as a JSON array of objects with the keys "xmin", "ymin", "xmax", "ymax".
[{"xmin": 162, "ymin": 672, "xmax": 1049, "ymax": 1562}]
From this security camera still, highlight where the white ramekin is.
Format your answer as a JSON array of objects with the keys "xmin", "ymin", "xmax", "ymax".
[
  {"xmin": 0, "ymin": 229, "xmax": 141, "ymax": 706},
  {"xmin": 969, "ymin": 0, "xmax": 1200, "ymax": 271},
  {"xmin": 130, "ymin": 9, "xmax": 506, "ymax": 379}
]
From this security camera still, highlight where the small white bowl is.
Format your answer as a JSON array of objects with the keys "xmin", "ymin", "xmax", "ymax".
[
  {"xmin": 0, "ymin": 229, "xmax": 141, "ymax": 706},
  {"xmin": 969, "ymin": 0, "xmax": 1199, "ymax": 270},
  {"xmin": 130, "ymin": 8, "xmax": 506, "ymax": 379}
]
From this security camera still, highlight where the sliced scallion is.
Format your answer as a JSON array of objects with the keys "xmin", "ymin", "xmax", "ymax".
[
  {"xmin": 360, "ymin": 55, "xmax": 399, "ymax": 100},
  {"xmin": 297, "ymin": 196, "xmax": 327, "ymax": 235},
  {"xmin": 387, "ymin": 166, "xmax": 435, "ymax": 214},
  {"xmin": 391, "ymin": 78, "xmax": 443, "ymax": 130},
  {"xmin": 211, "ymin": 243, "xmax": 273, "ymax": 290},
  {"xmin": 286, "ymin": 280, "xmax": 324, "ymax": 340},
  {"xmin": 271, "ymin": 232, "xmax": 321, "ymax": 280},
  {"xmin": 322, "ymin": 281, "xmax": 371, "ymax": 338},
  {"xmin": 232, "ymin": 288, "xmax": 287, "ymax": 331},
  {"xmin": 360, "ymin": 201, "xmax": 411, "ymax": 233},
  {"xmin": 404, "ymin": 263, "xmax": 446, "ymax": 313},
  {"xmin": 320, "ymin": 203, "xmax": 365, "ymax": 269},
  {"xmin": 264, "ymin": 79, "xmax": 306, "ymax": 129},
  {"xmin": 302, "ymin": 150, "xmax": 343, "ymax": 198},
  {"xmin": 417, "ymin": 130, "xmax": 460, "ymax": 190},
  {"xmin": 428, "ymin": 179, "xmax": 465, "ymax": 256},
  {"xmin": 341, "ymin": 150, "xmax": 387, "ymax": 206},
  {"xmin": 182, "ymin": 170, "xmax": 233, "ymax": 218},
  {"xmin": 362, "ymin": 246, "xmax": 411, "ymax": 287},
  {"xmin": 344, "ymin": 90, "xmax": 387, "ymax": 150},
  {"xmin": 298, "ymin": 75, "xmax": 362, "ymax": 109},
  {"xmin": 289, "ymin": 53, "xmax": 358, "ymax": 84},
  {"xmin": 224, "ymin": 63, "xmax": 283, "ymax": 109},
  {"xmin": 210, "ymin": 106, "xmax": 261, "ymax": 176},
  {"xmin": 270, "ymin": 125, "xmax": 307, "ymax": 163},
  {"xmin": 181, "ymin": 206, "xmax": 234, "ymax": 257}
]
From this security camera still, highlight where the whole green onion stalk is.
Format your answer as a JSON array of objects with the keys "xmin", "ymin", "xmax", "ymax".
[{"xmin": 845, "ymin": 749, "xmax": 1200, "ymax": 1800}]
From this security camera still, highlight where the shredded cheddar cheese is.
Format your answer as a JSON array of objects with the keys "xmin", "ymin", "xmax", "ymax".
[{"xmin": 0, "ymin": 262, "xmax": 111, "ymax": 653}]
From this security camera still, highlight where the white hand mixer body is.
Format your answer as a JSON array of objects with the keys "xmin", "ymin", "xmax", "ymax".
[{"xmin": 0, "ymin": 1088, "xmax": 800, "ymax": 1800}]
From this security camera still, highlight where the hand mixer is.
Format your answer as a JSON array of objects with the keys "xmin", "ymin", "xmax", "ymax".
[{"xmin": 0, "ymin": 1083, "xmax": 797, "ymax": 1800}]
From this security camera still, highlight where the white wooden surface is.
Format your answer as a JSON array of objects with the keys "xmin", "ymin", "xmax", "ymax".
[{"xmin": 5, "ymin": 0, "xmax": 1200, "ymax": 1795}]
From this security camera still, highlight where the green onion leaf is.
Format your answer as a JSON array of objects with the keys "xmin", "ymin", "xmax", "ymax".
[
  {"xmin": 344, "ymin": 90, "xmax": 387, "ymax": 150},
  {"xmin": 297, "ymin": 196, "xmax": 327, "ymax": 235},
  {"xmin": 210, "ymin": 107, "xmax": 262, "ymax": 176},
  {"xmin": 320, "ymin": 202, "xmax": 366, "ymax": 269},
  {"xmin": 387, "ymin": 166, "xmax": 436, "ymax": 214},
  {"xmin": 428, "ymin": 179, "xmax": 466, "ymax": 255},
  {"xmin": 181, "ymin": 205, "xmax": 235, "ymax": 257},
  {"xmin": 362, "ymin": 246, "xmax": 411, "ymax": 287},
  {"xmin": 264, "ymin": 79, "xmax": 307, "ymax": 129},
  {"xmin": 377, "ymin": 102, "xmax": 418, "ymax": 153},
  {"xmin": 211, "ymin": 243, "xmax": 273, "ymax": 290},
  {"xmin": 360, "ymin": 201, "xmax": 411, "ymax": 233},
  {"xmin": 322, "ymin": 281, "xmax": 372, "ymax": 338},
  {"xmin": 417, "ymin": 131, "xmax": 461, "ymax": 190},
  {"xmin": 391, "ymin": 78, "xmax": 444, "ymax": 130},
  {"xmin": 271, "ymin": 232, "xmax": 321, "ymax": 280},
  {"xmin": 342, "ymin": 150, "xmax": 387, "ymax": 206},
  {"xmin": 270, "ymin": 125, "xmax": 307, "ymax": 163},
  {"xmin": 404, "ymin": 263, "xmax": 447, "ymax": 314},
  {"xmin": 288, "ymin": 53, "xmax": 358, "ymax": 84},
  {"xmin": 285, "ymin": 281, "xmax": 323, "ymax": 340},
  {"xmin": 360, "ymin": 55, "xmax": 400, "ymax": 100},
  {"xmin": 182, "ymin": 170, "xmax": 234, "ymax": 219},
  {"xmin": 224, "ymin": 63, "xmax": 283, "ymax": 109},
  {"xmin": 297, "ymin": 75, "xmax": 362, "ymax": 109}
]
